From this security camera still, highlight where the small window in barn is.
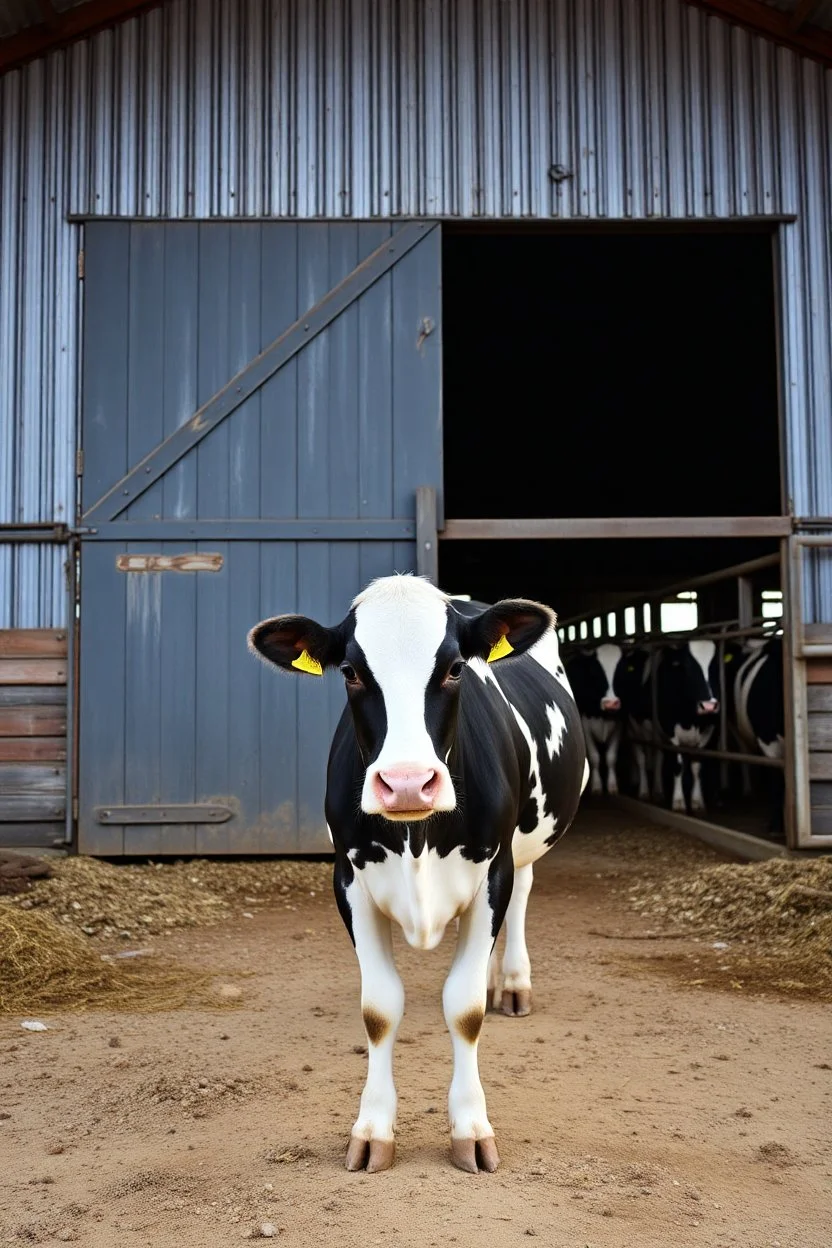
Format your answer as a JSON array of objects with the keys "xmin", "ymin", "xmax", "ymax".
[
  {"xmin": 568, "ymin": 624, "xmax": 576, "ymax": 641},
  {"xmin": 579, "ymin": 621, "xmax": 588, "ymax": 640},
  {"xmin": 661, "ymin": 592, "xmax": 698, "ymax": 633},
  {"xmin": 624, "ymin": 606, "xmax": 637, "ymax": 634},
  {"xmin": 607, "ymin": 612, "xmax": 617, "ymax": 635},
  {"xmin": 593, "ymin": 617, "xmax": 603, "ymax": 638},
  {"xmin": 761, "ymin": 590, "xmax": 783, "ymax": 620}
]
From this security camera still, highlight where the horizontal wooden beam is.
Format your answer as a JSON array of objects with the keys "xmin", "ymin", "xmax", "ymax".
[
  {"xmin": 612, "ymin": 795, "xmax": 794, "ymax": 859},
  {"xmin": 0, "ymin": 738, "xmax": 67, "ymax": 763},
  {"xmin": 0, "ymin": 659, "xmax": 67, "ymax": 686},
  {"xmin": 683, "ymin": 1, "xmax": 832, "ymax": 68},
  {"xmin": 0, "ymin": 1, "xmax": 164, "ymax": 75},
  {"xmin": 0, "ymin": 705, "xmax": 66, "ymax": 737},
  {"xmin": 0, "ymin": 630, "xmax": 67, "ymax": 658},
  {"xmin": 440, "ymin": 517, "xmax": 791, "ymax": 541}
]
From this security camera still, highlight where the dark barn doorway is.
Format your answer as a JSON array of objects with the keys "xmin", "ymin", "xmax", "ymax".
[{"xmin": 439, "ymin": 227, "xmax": 786, "ymax": 845}]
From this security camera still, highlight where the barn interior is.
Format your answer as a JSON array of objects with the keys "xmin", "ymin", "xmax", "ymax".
[{"xmin": 439, "ymin": 226, "xmax": 785, "ymax": 841}]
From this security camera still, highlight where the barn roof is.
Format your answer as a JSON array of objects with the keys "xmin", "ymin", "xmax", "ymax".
[{"xmin": 1, "ymin": 0, "xmax": 832, "ymax": 75}]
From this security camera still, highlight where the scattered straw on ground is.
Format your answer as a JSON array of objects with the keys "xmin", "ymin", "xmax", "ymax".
[
  {"xmin": 0, "ymin": 855, "xmax": 333, "ymax": 940},
  {"xmin": 620, "ymin": 856, "xmax": 832, "ymax": 1002},
  {"xmin": 0, "ymin": 908, "xmax": 242, "ymax": 1015}
]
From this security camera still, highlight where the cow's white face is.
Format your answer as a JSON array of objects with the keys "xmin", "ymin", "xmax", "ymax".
[
  {"xmin": 248, "ymin": 575, "xmax": 556, "ymax": 823},
  {"xmin": 351, "ymin": 578, "xmax": 458, "ymax": 818}
]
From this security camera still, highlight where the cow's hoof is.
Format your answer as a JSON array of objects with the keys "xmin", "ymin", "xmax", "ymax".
[
  {"xmin": 501, "ymin": 988, "xmax": 531, "ymax": 1017},
  {"xmin": 345, "ymin": 1135, "xmax": 395, "ymax": 1173},
  {"xmin": 671, "ymin": 799, "xmax": 686, "ymax": 813},
  {"xmin": 451, "ymin": 1135, "xmax": 500, "ymax": 1173}
]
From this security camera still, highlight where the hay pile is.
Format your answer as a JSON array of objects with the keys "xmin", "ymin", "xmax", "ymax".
[
  {"xmin": 0, "ymin": 908, "xmax": 239, "ymax": 1015},
  {"xmin": 625, "ymin": 856, "xmax": 832, "ymax": 1000},
  {"xmin": 0, "ymin": 855, "xmax": 333, "ymax": 940}
]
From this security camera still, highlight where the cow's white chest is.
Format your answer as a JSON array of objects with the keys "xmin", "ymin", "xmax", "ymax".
[
  {"xmin": 352, "ymin": 843, "xmax": 490, "ymax": 950},
  {"xmin": 584, "ymin": 715, "xmax": 618, "ymax": 745},
  {"xmin": 674, "ymin": 724, "xmax": 713, "ymax": 748}
]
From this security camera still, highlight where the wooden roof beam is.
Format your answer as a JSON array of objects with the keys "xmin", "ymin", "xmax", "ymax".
[
  {"xmin": 684, "ymin": 0, "xmax": 832, "ymax": 67},
  {"xmin": 0, "ymin": 0, "xmax": 164, "ymax": 74}
]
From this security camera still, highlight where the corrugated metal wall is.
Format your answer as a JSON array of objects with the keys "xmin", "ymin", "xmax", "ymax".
[{"xmin": 2, "ymin": 0, "xmax": 832, "ymax": 622}]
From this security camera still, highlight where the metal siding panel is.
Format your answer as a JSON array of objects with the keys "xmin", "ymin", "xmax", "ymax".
[
  {"xmin": 193, "ymin": 540, "xmax": 230, "ymax": 852},
  {"xmin": 259, "ymin": 224, "xmax": 299, "ymax": 519},
  {"xmin": 297, "ymin": 224, "xmax": 332, "ymax": 518},
  {"xmin": 161, "ymin": 224, "xmax": 199, "ymax": 521},
  {"xmin": 218, "ymin": 541, "xmax": 262, "ymax": 851},
  {"xmin": 228, "ymin": 224, "xmax": 264, "ymax": 521},
  {"xmin": 296, "ymin": 541, "xmax": 332, "ymax": 849},
  {"xmin": 123, "ymin": 557, "xmax": 163, "ymax": 854},
  {"xmin": 77, "ymin": 543, "xmax": 125, "ymax": 853},
  {"xmin": 328, "ymin": 225, "xmax": 361, "ymax": 518},
  {"xmin": 196, "ymin": 225, "xmax": 232, "ymax": 520},
  {"xmin": 392, "ymin": 226, "xmax": 443, "ymax": 519},
  {"xmin": 158, "ymin": 543, "xmax": 198, "ymax": 854},
  {"xmin": 358, "ymin": 222, "xmax": 395, "ymax": 519},
  {"xmin": 258, "ymin": 539, "xmax": 299, "ymax": 849},
  {"xmin": 125, "ymin": 225, "xmax": 165, "ymax": 522},
  {"xmin": 81, "ymin": 224, "xmax": 130, "ymax": 512}
]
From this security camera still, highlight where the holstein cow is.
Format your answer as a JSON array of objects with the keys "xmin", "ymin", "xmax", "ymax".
[
  {"xmin": 734, "ymin": 636, "xmax": 785, "ymax": 830},
  {"xmin": 619, "ymin": 641, "xmax": 721, "ymax": 812},
  {"xmin": 249, "ymin": 575, "xmax": 587, "ymax": 1174},
  {"xmin": 564, "ymin": 645, "xmax": 626, "ymax": 795}
]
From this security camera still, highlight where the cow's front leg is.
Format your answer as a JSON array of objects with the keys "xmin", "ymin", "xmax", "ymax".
[
  {"xmin": 604, "ymin": 726, "xmax": 620, "ymax": 795},
  {"xmin": 690, "ymin": 758, "xmax": 705, "ymax": 811},
  {"xmin": 443, "ymin": 865, "xmax": 510, "ymax": 1174},
  {"xmin": 344, "ymin": 881, "xmax": 404, "ymax": 1173},
  {"xmin": 671, "ymin": 751, "xmax": 686, "ymax": 811}
]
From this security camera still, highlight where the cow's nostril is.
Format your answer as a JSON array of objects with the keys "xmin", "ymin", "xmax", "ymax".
[{"xmin": 421, "ymin": 771, "xmax": 438, "ymax": 799}]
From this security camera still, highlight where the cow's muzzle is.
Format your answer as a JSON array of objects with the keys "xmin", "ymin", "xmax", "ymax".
[{"xmin": 697, "ymin": 699, "xmax": 719, "ymax": 715}]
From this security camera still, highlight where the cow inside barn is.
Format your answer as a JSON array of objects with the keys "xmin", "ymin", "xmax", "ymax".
[
  {"xmin": 249, "ymin": 575, "xmax": 588, "ymax": 1174},
  {"xmin": 733, "ymin": 636, "xmax": 785, "ymax": 830},
  {"xmin": 619, "ymin": 641, "xmax": 721, "ymax": 813},
  {"xmin": 565, "ymin": 644, "xmax": 626, "ymax": 795}
]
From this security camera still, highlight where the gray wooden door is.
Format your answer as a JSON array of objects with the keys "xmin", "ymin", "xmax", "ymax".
[{"xmin": 78, "ymin": 222, "xmax": 442, "ymax": 855}]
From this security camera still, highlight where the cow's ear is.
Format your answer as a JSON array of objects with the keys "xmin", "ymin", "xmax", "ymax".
[
  {"xmin": 248, "ymin": 614, "xmax": 345, "ymax": 677},
  {"xmin": 460, "ymin": 598, "xmax": 555, "ymax": 664}
]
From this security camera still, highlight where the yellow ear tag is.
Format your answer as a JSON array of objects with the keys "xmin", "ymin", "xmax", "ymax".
[
  {"xmin": 291, "ymin": 649, "xmax": 323, "ymax": 676},
  {"xmin": 724, "ymin": 653, "xmax": 733, "ymax": 663},
  {"xmin": 487, "ymin": 634, "xmax": 514, "ymax": 663}
]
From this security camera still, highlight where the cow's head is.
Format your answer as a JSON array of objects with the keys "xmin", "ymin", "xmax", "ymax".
[
  {"xmin": 248, "ymin": 576, "xmax": 554, "ymax": 821},
  {"xmin": 571, "ymin": 644, "xmax": 625, "ymax": 715},
  {"xmin": 666, "ymin": 639, "xmax": 719, "ymax": 716}
]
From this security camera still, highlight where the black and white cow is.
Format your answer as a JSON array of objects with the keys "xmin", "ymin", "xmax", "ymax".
[
  {"xmin": 734, "ymin": 636, "xmax": 785, "ymax": 829},
  {"xmin": 249, "ymin": 575, "xmax": 587, "ymax": 1174},
  {"xmin": 564, "ymin": 645, "xmax": 626, "ymax": 795},
  {"xmin": 619, "ymin": 641, "xmax": 721, "ymax": 812}
]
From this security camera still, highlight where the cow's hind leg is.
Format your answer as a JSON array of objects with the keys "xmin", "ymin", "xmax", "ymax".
[
  {"xmin": 343, "ymin": 882, "xmax": 404, "ymax": 1173},
  {"xmin": 444, "ymin": 863, "xmax": 510, "ymax": 1174},
  {"xmin": 499, "ymin": 863, "xmax": 534, "ymax": 1016}
]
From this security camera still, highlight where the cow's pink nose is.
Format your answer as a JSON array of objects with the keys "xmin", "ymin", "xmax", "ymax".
[
  {"xmin": 698, "ymin": 699, "xmax": 719, "ymax": 714},
  {"xmin": 375, "ymin": 767, "xmax": 439, "ymax": 812},
  {"xmin": 601, "ymin": 697, "xmax": 621, "ymax": 712}
]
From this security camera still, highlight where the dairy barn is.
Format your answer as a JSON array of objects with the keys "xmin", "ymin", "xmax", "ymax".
[
  {"xmin": 2, "ymin": 2, "xmax": 832, "ymax": 1242},
  {"xmin": 2, "ymin": 0, "xmax": 832, "ymax": 862}
]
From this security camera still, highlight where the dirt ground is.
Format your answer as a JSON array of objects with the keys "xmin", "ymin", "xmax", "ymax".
[{"xmin": 1, "ymin": 810, "xmax": 830, "ymax": 1248}]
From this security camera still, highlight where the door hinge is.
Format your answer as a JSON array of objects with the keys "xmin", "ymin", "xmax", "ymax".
[
  {"xmin": 77, "ymin": 249, "xmax": 85, "ymax": 280},
  {"xmin": 75, "ymin": 447, "xmax": 84, "ymax": 477}
]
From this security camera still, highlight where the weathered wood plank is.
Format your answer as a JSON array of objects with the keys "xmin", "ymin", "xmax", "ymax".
[
  {"xmin": 808, "ymin": 714, "xmax": 832, "ymax": 751},
  {"xmin": 808, "ymin": 752, "xmax": 832, "ymax": 781},
  {"xmin": 804, "ymin": 623, "xmax": 832, "ymax": 646},
  {"xmin": 0, "ymin": 738, "xmax": 67, "ymax": 762},
  {"xmin": 0, "ymin": 659, "xmax": 67, "ymax": 686},
  {"xmin": 0, "ymin": 823, "xmax": 65, "ymax": 848},
  {"xmin": 0, "ymin": 706, "xmax": 66, "ymax": 737},
  {"xmin": 0, "ymin": 686, "xmax": 66, "ymax": 707},
  {"xmin": 0, "ymin": 794, "xmax": 66, "ymax": 821},
  {"xmin": 806, "ymin": 660, "xmax": 832, "ymax": 685},
  {"xmin": 0, "ymin": 763, "xmax": 65, "ymax": 792},
  {"xmin": 0, "ymin": 630, "xmax": 68, "ymax": 658},
  {"xmin": 807, "ymin": 686, "xmax": 832, "ymax": 712}
]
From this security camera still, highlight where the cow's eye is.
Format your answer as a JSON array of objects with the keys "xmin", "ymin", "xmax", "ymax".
[
  {"xmin": 447, "ymin": 659, "xmax": 466, "ymax": 681},
  {"xmin": 340, "ymin": 663, "xmax": 359, "ymax": 684}
]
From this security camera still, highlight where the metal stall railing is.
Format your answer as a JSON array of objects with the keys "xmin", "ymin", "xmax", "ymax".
[{"xmin": 557, "ymin": 552, "xmax": 788, "ymax": 851}]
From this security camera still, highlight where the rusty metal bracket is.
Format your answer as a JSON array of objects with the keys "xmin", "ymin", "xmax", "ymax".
[{"xmin": 95, "ymin": 804, "xmax": 233, "ymax": 824}]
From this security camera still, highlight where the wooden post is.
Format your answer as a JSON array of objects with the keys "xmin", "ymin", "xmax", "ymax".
[{"xmin": 416, "ymin": 486, "xmax": 439, "ymax": 586}]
